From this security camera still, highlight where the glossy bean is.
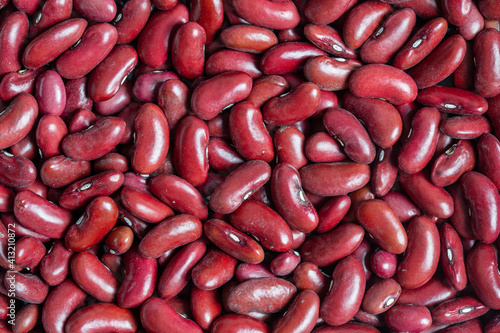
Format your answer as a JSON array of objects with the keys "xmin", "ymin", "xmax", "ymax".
[
  {"xmin": 157, "ymin": 79, "xmax": 190, "ymax": 130},
  {"xmin": 439, "ymin": 223, "xmax": 467, "ymax": 291},
  {"xmin": 15, "ymin": 236, "xmax": 46, "ymax": 270},
  {"xmin": 246, "ymin": 75, "xmax": 289, "ymax": 108},
  {"xmin": 230, "ymin": 200, "xmax": 293, "ymax": 252},
  {"xmin": 73, "ymin": 0, "xmax": 116, "ymax": 22},
  {"xmin": 274, "ymin": 126, "xmax": 308, "ymax": 170},
  {"xmin": 397, "ymin": 277, "xmax": 457, "ymax": 307},
  {"xmin": 120, "ymin": 187, "xmax": 173, "ymax": 223},
  {"xmin": 36, "ymin": 115, "xmax": 67, "ymax": 159},
  {"xmin": 417, "ymin": 86, "xmax": 488, "ymax": 115},
  {"xmin": 0, "ymin": 94, "xmax": 38, "ymax": 151},
  {"xmin": 273, "ymin": 289, "xmax": 319, "ymax": 333},
  {"xmin": 304, "ymin": 24, "xmax": 356, "ymax": 58},
  {"xmin": 65, "ymin": 196, "xmax": 118, "ymax": 251},
  {"xmin": 190, "ymin": 0, "xmax": 224, "ymax": 43},
  {"xmin": 408, "ymin": 34, "xmax": 466, "ymax": 89},
  {"xmin": 65, "ymin": 303, "xmax": 137, "ymax": 333},
  {"xmin": 172, "ymin": 22, "xmax": 206, "ymax": 80},
  {"xmin": 39, "ymin": 241, "xmax": 73, "ymax": 286},
  {"xmin": 467, "ymin": 243, "xmax": 500, "ymax": 309},
  {"xmin": 211, "ymin": 314, "xmax": 269, "ymax": 333},
  {"xmin": 384, "ymin": 304, "xmax": 432, "ymax": 333},
  {"xmin": 440, "ymin": 115, "xmax": 492, "ymax": 139},
  {"xmin": 474, "ymin": 29, "xmax": 500, "ymax": 98},
  {"xmin": 232, "ymin": 0, "xmax": 300, "ymax": 29},
  {"xmin": 397, "ymin": 216, "xmax": 440, "ymax": 289},
  {"xmin": 362, "ymin": 278, "xmax": 401, "ymax": 315},
  {"xmin": 261, "ymin": 42, "xmax": 327, "ymax": 75},
  {"xmin": 141, "ymin": 297, "xmax": 202, "ymax": 333},
  {"xmin": 478, "ymin": 133, "xmax": 500, "ymax": 190},
  {"xmin": 0, "ymin": 11, "xmax": 28, "ymax": 75},
  {"xmin": 138, "ymin": 214, "xmax": 203, "ymax": 258},
  {"xmin": 4, "ymin": 271, "xmax": 48, "ymax": 304},
  {"xmin": 431, "ymin": 139, "xmax": 476, "ymax": 187},
  {"xmin": 71, "ymin": 251, "xmax": 118, "ymax": 302},
  {"xmin": 432, "ymin": 296, "xmax": 489, "ymax": 325},
  {"xmin": 349, "ymin": 64, "xmax": 417, "ymax": 105},
  {"xmin": 304, "ymin": 132, "xmax": 346, "ymax": 163}
]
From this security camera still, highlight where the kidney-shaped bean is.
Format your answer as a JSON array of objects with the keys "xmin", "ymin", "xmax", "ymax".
[
  {"xmin": 0, "ymin": 93, "xmax": 38, "ymax": 151},
  {"xmin": 65, "ymin": 303, "xmax": 137, "ymax": 333},
  {"xmin": 141, "ymin": 297, "xmax": 202, "ymax": 333},
  {"xmin": 232, "ymin": 0, "xmax": 300, "ymax": 30},
  {"xmin": 467, "ymin": 243, "xmax": 500, "ymax": 309}
]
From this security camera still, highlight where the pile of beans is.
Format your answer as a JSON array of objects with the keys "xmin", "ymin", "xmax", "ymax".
[{"xmin": 0, "ymin": 0, "xmax": 499, "ymax": 331}]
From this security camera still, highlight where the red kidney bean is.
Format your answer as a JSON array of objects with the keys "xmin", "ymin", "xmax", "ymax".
[
  {"xmin": 220, "ymin": 24, "xmax": 277, "ymax": 54},
  {"xmin": 35, "ymin": 70, "xmax": 66, "ymax": 117},
  {"xmin": 440, "ymin": 223, "xmax": 467, "ymax": 291},
  {"xmin": 227, "ymin": 277, "xmax": 296, "ymax": 314},
  {"xmin": 138, "ymin": 214, "xmax": 202, "ymax": 258},
  {"xmin": 442, "ymin": 0, "xmax": 472, "ymax": 26},
  {"xmin": 486, "ymin": 314, "xmax": 500, "ymax": 333},
  {"xmin": 314, "ymin": 323, "xmax": 381, "ymax": 333},
  {"xmin": 304, "ymin": 56, "xmax": 362, "ymax": 91},
  {"xmin": 232, "ymin": 0, "xmax": 299, "ymax": 29},
  {"xmin": 467, "ymin": 243, "xmax": 500, "ymax": 309},
  {"xmin": 14, "ymin": 190, "xmax": 72, "ymax": 239},
  {"xmin": 0, "ymin": 185, "xmax": 14, "ymax": 212},
  {"xmin": 158, "ymin": 240, "xmax": 206, "ymax": 299},
  {"xmin": 459, "ymin": 2, "xmax": 485, "ymax": 40},
  {"xmin": 417, "ymin": 86, "xmax": 488, "ymax": 116},
  {"xmin": 349, "ymin": 64, "xmax": 417, "ymax": 105},
  {"xmin": 65, "ymin": 196, "xmax": 118, "ymax": 251},
  {"xmin": 61, "ymin": 117, "xmax": 126, "ymax": 161},
  {"xmin": 114, "ymin": 0, "xmax": 151, "ymax": 45},
  {"xmin": 304, "ymin": 23, "xmax": 356, "ymax": 58},
  {"xmin": 323, "ymin": 107, "xmax": 375, "ymax": 164},
  {"xmin": 192, "ymin": 71, "xmax": 253, "ymax": 121},
  {"xmin": 431, "ymin": 140, "xmax": 476, "ymax": 187},
  {"xmin": 62, "ymin": 77, "xmax": 93, "ymax": 120},
  {"xmin": 360, "ymin": 8, "xmax": 416, "ymax": 64},
  {"xmin": 174, "ymin": 115, "xmax": 208, "ymax": 186},
  {"xmin": 230, "ymin": 200, "xmax": 293, "ymax": 252},
  {"xmin": 343, "ymin": 1, "xmax": 393, "ymax": 49},
  {"xmin": 120, "ymin": 187, "xmax": 174, "ymax": 223},
  {"xmin": 141, "ymin": 297, "xmax": 202, "ymax": 333},
  {"xmin": 408, "ymin": 34, "xmax": 467, "ymax": 89},
  {"xmin": 0, "ymin": 151, "xmax": 36, "ymax": 187},
  {"xmin": 88, "ymin": 45, "xmax": 138, "ymax": 102},
  {"xmin": 362, "ymin": 278, "xmax": 401, "ymax": 315},
  {"xmin": 316, "ymin": 195, "xmax": 350, "ymax": 233},
  {"xmin": 73, "ymin": 0, "xmax": 116, "ymax": 22},
  {"xmin": 56, "ymin": 23, "xmax": 118, "ymax": 80},
  {"xmin": 393, "ymin": 17, "xmax": 448, "ymax": 70},
  {"xmin": 137, "ymin": 3, "xmax": 188, "ymax": 67},
  {"xmin": 270, "ymin": 250, "xmax": 301, "ymax": 276},
  {"xmin": 397, "ymin": 277, "xmax": 457, "ymax": 307},
  {"xmin": 398, "ymin": 107, "xmax": 440, "ymax": 174},
  {"xmin": 371, "ymin": 147, "xmax": 398, "ymax": 197},
  {"xmin": 236, "ymin": 263, "xmax": 275, "ymax": 282},
  {"xmin": 478, "ymin": 133, "xmax": 500, "ymax": 190},
  {"xmin": 320, "ymin": 256, "xmax": 365, "ymax": 326},
  {"xmin": 453, "ymin": 40, "xmax": 475, "ymax": 91},
  {"xmin": 157, "ymin": 79, "xmax": 190, "ymax": 130},
  {"xmin": 271, "ymin": 163, "xmax": 318, "ymax": 232},
  {"xmin": 191, "ymin": 287, "xmax": 221, "ymax": 330},
  {"xmin": 171, "ymin": 22, "xmax": 206, "ymax": 80},
  {"xmin": 206, "ymin": 48, "xmax": 263, "ymax": 78},
  {"xmin": 304, "ymin": 132, "xmax": 346, "ymax": 163},
  {"xmin": 58, "ymin": 171, "xmax": 123, "ymax": 210},
  {"xmin": 300, "ymin": 162, "xmax": 370, "ymax": 196},
  {"xmin": 35, "ymin": 115, "xmax": 67, "ymax": 159},
  {"xmin": 131, "ymin": 103, "xmax": 169, "ymax": 175},
  {"xmin": 105, "ymin": 226, "xmax": 133, "ymax": 255},
  {"xmin": 292, "ymin": 262, "xmax": 328, "ymax": 295},
  {"xmin": 246, "ymin": 75, "xmax": 289, "ymax": 108},
  {"xmin": 343, "ymin": 93, "xmax": 402, "ymax": 148},
  {"xmin": 432, "ymin": 296, "xmax": 489, "ymax": 325},
  {"xmin": 118, "ymin": 245, "xmax": 157, "ymax": 308},
  {"xmin": 22, "ymin": 19, "xmax": 87, "ymax": 69},
  {"xmin": 385, "ymin": 304, "xmax": 432, "ymax": 332},
  {"xmin": 14, "ymin": 304, "xmax": 38, "ymax": 333},
  {"xmin": 371, "ymin": 249, "xmax": 398, "ymax": 278},
  {"xmin": 0, "ymin": 66, "xmax": 47, "ymax": 101},
  {"xmin": 4, "ymin": 271, "xmax": 48, "ymax": 304},
  {"xmin": 0, "ymin": 93, "xmax": 38, "ymax": 151},
  {"xmin": 0, "ymin": 11, "xmax": 28, "ymax": 75},
  {"xmin": 399, "ymin": 171, "xmax": 454, "ymax": 218},
  {"xmin": 94, "ymin": 153, "xmax": 129, "ymax": 173},
  {"xmin": 440, "ymin": 115, "xmax": 492, "ymax": 139},
  {"xmin": 474, "ymin": 29, "xmax": 500, "ymax": 98},
  {"xmin": 190, "ymin": 0, "xmax": 223, "ymax": 43},
  {"xmin": 355, "ymin": 199, "xmax": 407, "ymax": 254},
  {"xmin": 132, "ymin": 71, "xmax": 178, "ymax": 103},
  {"xmin": 204, "ymin": 218, "xmax": 264, "ymax": 264},
  {"xmin": 229, "ymin": 101, "xmax": 274, "ymax": 162},
  {"xmin": 65, "ymin": 303, "xmax": 137, "ymax": 333},
  {"xmin": 71, "ymin": 251, "xmax": 118, "ymax": 302},
  {"xmin": 479, "ymin": 0, "xmax": 500, "ymax": 20},
  {"xmin": 212, "ymin": 314, "xmax": 269, "ymax": 333},
  {"xmin": 272, "ymin": 289, "xmax": 319, "ymax": 333},
  {"xmin": 209, "ymin": 160, "xmax": 271, "ymax": 214},
  {"xmin": 42, "ymin": 280, "xmax": 87, "ymax": 333},
  {"xmin": 305, "ymin": 0, "xmax": 350, "ymax": 25},
  {"xmin": 29, "ymin": 0, "xmax": 72, "ymax": 37},
  {"xmin": 208, "ymin": 138, "xmax": 244, "ymax": 172},
  {"xmin": 397, "ymin": 216, "xmax": 440, "ymax": 289},
  {"xmin": 301, "ymin": 222, "xmax": 364, "ymax": 266},
  {"xmin": 15, "ymin": 236, "xmax": 45, "ymax": 270},
  {"xmin": 261, "ymin": 42, "xmax": 327, "ymax": 74},
  {"xmin": 449, "ymin": 183, "xmax": 475, "ymax": 239},
  {"xmin": 40, "ymin": 155, "xmax": 92, "ymax": 188},
  {"xmin": 274, "ymin": 126, "xmax": 308, "ymax": 170},
  {"xmin": 461, "ymin": 171, "xmax": 500, "ymax": 244},
  {"xmin": 192, "ymin": 248, "xmax": 238, "ymax": 290},
  {"xmin": 39, "ymin": 241, "xmax": 73, "ymax": 286},
  {"xmin": 150, "ymin": 174, "xmax": 208, "ymax": 220}
]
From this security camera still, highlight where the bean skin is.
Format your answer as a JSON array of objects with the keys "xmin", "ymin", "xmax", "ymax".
[{"xmin": 65, "ymin": 303, "xmax": 137, "ymax": 333}]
